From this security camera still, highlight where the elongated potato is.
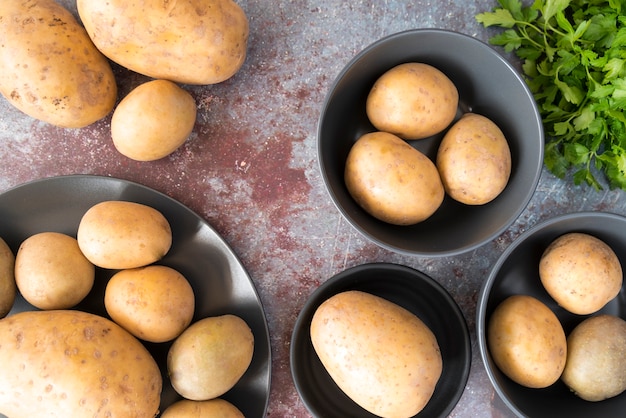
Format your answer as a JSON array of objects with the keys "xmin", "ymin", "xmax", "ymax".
[
  {"xmin": 77, "ymin": 0, "xmax": 249, "ymax": 84},
  {"xmin": 0, "ymin": 0, "xmax": 117, "ymax": 128},
  {"xmin": 161, "ymin": 398, "xmax": 244, "ymax": 418},
  {"xmin": 0, "ymin": 237, "xmax": 15, "ymax": 318},
  {"xmin": 0, "ymin": 310, "xmax": 162, "ymax": 418}
]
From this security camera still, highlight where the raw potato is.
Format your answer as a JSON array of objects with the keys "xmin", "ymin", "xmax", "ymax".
[
  {"xmin": 161, "ymin": 398, "xmax": 244, "ymax": 418},
  {"xmin": 539, "ymin": 232, "xmax": 622, "ymax": 315},
  {"xmin": 310, "ymin": 290, "xmax": 442, "ymax": 418},
  {"xmin": 345, "ymin": 131, "xmax": 444, "ymax": 225},
  {"xmin": 436, "ymin": 113, "xmax": 512, "ymax": 205},
  {"xmin": 105, "ymin": 265, "xmax": 195, "ymax": 343},
  {"xmin": 366, "ymin": 62, "xmax": 459, "ymax": 140},
  {"xmin": 0, "ymin": 310, "xmax": 162, "ymax": 418},
  {"xmin": 111, "ymin": 80, "xmax": 197, "ymax": 161},
  {"xmin": 77, "ymin": 200, "xmax": 172, "ymax": 269},
  {"xmin": 561, "ymin": 315, "xmax": 626, "ymax": 402},
  {"xmin": 0, "ymin": 237, "xmax": 15, "ymax": 318},
  {"xmin": 0, "ymin": 0, "xmax": 117, "ymax": 128},
  {"xmin": 15, "ymin": 232, "xmax": 95, "ymax": 310},
  {"xmin": 77, "ymin": 0, "xmax": 249, "ymax": 85},
  {"xmin": 488, "ymin": 295, "xmax": 567, "ymax": 388},
  {"xmin": 168, "ymin": 314, "xmax": 254, "ymax": 401}
]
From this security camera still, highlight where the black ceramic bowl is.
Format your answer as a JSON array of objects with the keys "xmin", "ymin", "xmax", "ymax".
[
  {"xmin": 291, "ymin": 263, "xmax": 471, "ymax": 417},
  {"xmin": 318, "ymin": 29, "xmax": 543, "ymax": 256},
  {"xmin": 477, "ymin": 212, "xmax": 626, "ymax": 417}
]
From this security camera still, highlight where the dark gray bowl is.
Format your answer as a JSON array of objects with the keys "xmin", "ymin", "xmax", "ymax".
[
  {"xmin": 290, "ymin": 263, "xmax": 471, "ymax": 417},
  {"xmin": 318, "ymin": 29, "xmax": 543, "ymax": 256},
  {"xmin": 477, "ymin": 212, "xmax": 626, "ymax": 417}
]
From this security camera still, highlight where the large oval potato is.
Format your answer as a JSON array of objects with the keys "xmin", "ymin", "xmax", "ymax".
[
  {"xmin": 105, "ymin": 265, "xmax": 195, "ymax": 343},
  {"xmin": 77, "ymin": 0, "xmax": 249, "ymax": 85},
  {"xmin": 310, "ymin": 290, "xmax": 442, "ymax": 418},
  {"xmin": 112, "ymin": 80, "xmax": 197, "ymax": 161},
  {"xmin": 488, "ymin": 295, "xmax": 567, "ymax": 388},
  {"xmin": 0, "ymin": 310, "xmax": 162, "ymax": 418},
  {"xmin": 436, "ymin": 113, "xmax": 511, "ymax": 205},
  {"xmin": 161, "ymin": 398, "xmax": 244, "ymax": 418},
  {"xmin": 77, "ymin": 200, "xmax": 172, "ymax": 269},
  {"xmin": 15, "ymin": 232, "xmax": 95, "ymax": 310},
  {"xmin": 345, "ymin": 131, "xmax": 444, "ymax": 225},
  {"xmin": 366, "ymin": 62, "xmax": 458, "ymax": 140},
  {"xmin": 539, "ymin": 232, "xmax": 622, "ymax": 315},
  {"xmin": 0, "ymin": 237, "xmax": 16, "ymax": 318},
  {"xmin": 167, "ymin": 314, "xmax": 254, "ymax": 401},
  {"xmin": 0, "ymin": 0, "xmax": 117, "ymax": 128}
]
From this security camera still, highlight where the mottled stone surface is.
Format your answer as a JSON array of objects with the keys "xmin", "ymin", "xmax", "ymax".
[{"xmin": 1, "ymin": 1, "xmax": 626, "ymax": 417}]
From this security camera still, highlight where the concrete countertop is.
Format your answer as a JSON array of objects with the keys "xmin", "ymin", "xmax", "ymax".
[{"xmin": 2, "ymin": 1, "xmax": 626, "ymax": 417}]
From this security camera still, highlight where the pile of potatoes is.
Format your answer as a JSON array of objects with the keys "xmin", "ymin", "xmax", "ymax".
[
  {"xmin": 0, "ymin": 200, "xmax": 253, "ymax": 417},
  {"xmin": 0, "ymin": 0, "xmax": 249, "ymax": 161},
  {"xmin": 488, "ymin": 232, "xmax": 626, "ymax": 402},
  {"xmin": 345, "ymin": 62, "xmax": 512, "ymax": 225}
]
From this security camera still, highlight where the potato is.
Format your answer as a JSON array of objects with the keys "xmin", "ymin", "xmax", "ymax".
[
  {"xmin": 344, "ymin": 131, "xmax": 444, "ymax": 225},
  {"xmin": 366, "ymin": 62, "xmax": 459, "ymax": 140},
  {"xmin": 310, "ymin": 290, "xmax": 442, "ymax": 418},
  {"xmin": 168, "ymin": 314, "xmax": 254, "ymax": 401},
  {"xmin": 436, "ymin": 113, "xmax": 512, "ymax": 205},
  {"xmin": 77, "ymin": 0, "xmax": 249, "ymax": 85},
  {"xmin": 0, "ymin": 310, "xmax": 162, "ymax": 418},
  {"xmin": 105, "ymin": 265, "xmax": 195, "ymax": 343},
  {"xmin": 488, "ymin": 295, "xmax": 567, "ymax": 388},
  {"xmin": 0, "ymin": 0, "xmax": 117, "ymax": 128},
  {"xmin": 161, "ymin": 398, "xmax": 244, "ymax": 418},
  {"xmin": 77, "ymin": 200, "xmax": 172, "ymax": 269},
  {"xmin": 0, "ymin": 237, "xmax": 15, "ymax": 318},
  {"xmin": 111, "ymin": 80, "xmax": 197, "ymax": 161},
  {"xmin": 562, "ymin": 315, "xmax": 626, "ymax": 402},
  {"xmin": 539, "ymin": 232, "xmax": 622, "ymax": 315},
  {"xmin": 15, "ymin": 232, "xmax": 95, "ymax": 310}
]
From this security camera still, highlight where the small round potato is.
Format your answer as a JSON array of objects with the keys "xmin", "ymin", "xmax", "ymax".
[
  {"xmin": 0, "ymin": 237, "xmax": 16, "ymax": 318},
  {"xmin": 105, "ymin": 265, "xmax": 195, "ymax": 343},
  {"xmin": 436, "ymin": 113, "xmax": 511, "ymax": 205},
  {"xmin": 539, "ymin": 232, "xmax": 622, "ymax": 315},
  {"xmin": 366, "ymin": 62, "xmax": 459, "ymax": 140},
  {"xmin": 488, "ymin": 295, "xmax": 567, "ymax": 389},
  {"xmin": 161, "ymin": 398, "xmax": 244, "ymax": 418},
  {"xmin": 345, "ymin": 131, "xmax": 444, "ymax": 225},
  {"xmin": 15, "ymin": 232, "xmax": 95, "ymax": 310},
  {"xmin": 77, "ymin": 200, "xmax": 172, "ymax": 270},
  {"xmin": 168, "ymin": 314, "xmax": 254, "ymax": 401},
  {"xmin": 112, "ymin": 80, "xmax": 197, "ymax": 161}
]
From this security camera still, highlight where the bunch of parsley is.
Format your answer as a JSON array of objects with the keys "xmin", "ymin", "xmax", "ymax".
[{"xmin": 476, "ymin": 0, "xmax": 626, "ymax": 190}]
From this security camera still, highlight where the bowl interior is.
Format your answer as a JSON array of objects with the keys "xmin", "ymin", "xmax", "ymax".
[
  {"xmin": 477, "ymin": 212, "xmax": 626, "ymax": 417},
  {"xmin": 291, "ymin": 263, "xmax": 471, "ymax": 417},
  {"xmin": 318, "ymin": 29, "xmax": 543, "ymax": 256}
]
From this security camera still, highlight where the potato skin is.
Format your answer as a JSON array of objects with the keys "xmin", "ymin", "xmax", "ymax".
[
  {"xmin": 436, "ymin": 113, "xmax": 511, "ymax": 205},
  {"xmin": 77, "ymin": 200, "xmax": 172, "ymax": 269},
  {"xmin": 0, "ymin": 310, "xmax": 162, "ymax": 418},
  {"xmin": 0, "ymin": 0, "xmax": 117, "ymax": 128},
  {"xmin": 15, "ymin": 232, "xmax": 95, "ymax": 310},
  {"xmin": 562, "ymin": 315, "xmax": 626, "ymax": 402},
  {"xmin": 488, "ymin": 295, "xmax": 567, "ymax": 388},
  {"xmin": 77, "ymin": 0, "xmax": 249, "ymax": 85},
  {"xmin": 345, "ymin": 131, "xmax": 444, "ymax": 225},
  {"xmin": 111, "ymin": 80, "xmax": 197, "ymax": 161},
  {"xmin": 366, "ymin": 62, "xmax": 458, "ymax": 140},
  {"xmin": 105, "ymin": 265, "xmax": 195, "ymax": 343},
  {"xmin": 0, "ymin": 237, "xmax": 16, "ymax": 318},
  {"xmin": 310, "ymin": 290, "xmax": 442, "ymax": 418},
  {"xmin": 539, "ymin": 233, "xmax": 622, "ymax": 315},
  {"xmin": 161, "ymin": 398, "xmax": 244, "ymax": 418},
  {"xmin": 167, "ymin": 314, "xmax": 254, "ymax": 401}
]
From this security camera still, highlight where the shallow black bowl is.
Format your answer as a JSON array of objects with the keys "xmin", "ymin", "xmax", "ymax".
[
  {"xmin": 477, "ymin": 212, "xmax": 626, "ymax": 417},
  {"xmin": 291, "ymin": 263, "xmax": 471, "ymax": 417},
  {"xmin": 318, "ymin": 28, "xmax": 543, "ymax": 256}
]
